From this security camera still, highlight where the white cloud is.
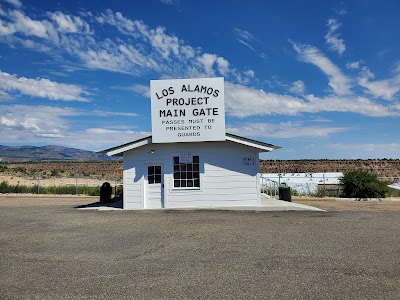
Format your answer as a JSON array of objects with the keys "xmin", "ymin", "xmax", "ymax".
[
  {"xmin": 0, "ymin": 71, "xmax": 90, "ymax": 101},
  {"xmin": 304, "ymin": 94, "xmax": 395, "ymax": 117},
  {"xmin": 289, "ymin": 80, "xmax": 306, "ymax": 94},
  {"xmin": 197, "ymin": 53, "xmax": 217, "ymax": 77},
  {"xmin": 325, "ymin": 19, "xmax": 346, "ymax": 54},
  {"xmin": 334, "ymin": 2, "xmax": 348, "ymax": 16},
  {"xmin": 225, "ymin": 82, "xmax": 397, "ymax": 117},
  {"xmin": 225, "ymin": 82, "xmax": 306, "ymax": 117},
  {"xmin": 346, "ymin": 60, "xmax": 362, "ymax": 69},
  {"xmin": 9, "ymin": 10, "xmax": 51, "ymax": 38},
  {"xmin": 90, "ymin": 110, "xmax": 138, "ymax": 117},
  {"xmin": 3, "ymin": 0, "xmax": 22, "ymax": 8},
  {"xmin": 227, "ymin": 121, "xmax": 348, "ymax": 139},
  {"xmin": 233, "ymin": 27, "xmax": 257, "ymax": 51},
  {"xmin": 244, "ymin": 70, "xmax": 255, "ymax": 77},
  {"xmin": 66, "ymin": 128, "xmax": 150, "ymax": 151},
  {"xmin": 356, "ymin": 65, "xmax": 400, "ymax": 100},
  {"xmin": 49, "ymin": 11, "xmax": 91, "ymax": 34},
  {"xmin": 0, "ymin": 90, "xmax": 13, "ymax": 100},
  {"xmin": 233, "ymin": 28, "xmax": 256, "ymax": 43},
  {"xmin": 291, "ymin": 41, "xmax": 352, "ymax": 95},
  {"xmin": 1, "ymin": 5, "xmax": 398, "ymax": 123},
  {"xmin": 125, "ymin": 84, "xmax": 151, "ymax": 98},
  {"xmin": 358, "ymin": 76, "xmax": 400, "ymax": 100},
  {"xmin": 330, "ymin": 143, "xmax": 400, "ymax": 153},
  {"xmin": 216, "ymin": 57, "xmax": 229, "ymax": 75},
  {"xmin": 0, "ymin": 105, "xmax": 75, "ymax": 139},
  {"xmin": 1, "ymin": 7, "xmax": 238, "ymax": 82},
  {"xmin": 0, "ymin": 104, "xmax": 149, "ymax": 150}
]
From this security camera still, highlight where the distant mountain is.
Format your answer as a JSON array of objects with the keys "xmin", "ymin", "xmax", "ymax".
[{"xmin": 0, "ymin": 145, "xmax": 120, "ymax": 162}]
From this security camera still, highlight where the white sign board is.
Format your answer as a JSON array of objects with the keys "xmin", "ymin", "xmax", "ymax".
[{"xmin": 151, "ymin": 77, "xmax": 225, "ymax": 143}]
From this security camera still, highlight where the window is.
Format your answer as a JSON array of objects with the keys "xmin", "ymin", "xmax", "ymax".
[
  {"xmin": 173, "ymin": 155, "xmax": 200, "ymax": 188},
  {"xmin": 148, "ymin": 165, "xmax": 162, "ymax": 184}
]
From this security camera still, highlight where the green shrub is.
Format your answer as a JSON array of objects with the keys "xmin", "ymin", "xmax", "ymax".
[{"xmin": 339, "ymin": 169, "xmax": 388, "ymax": 199}]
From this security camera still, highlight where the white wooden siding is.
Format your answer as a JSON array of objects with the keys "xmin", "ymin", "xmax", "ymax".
[{"xmin": 123, "ymin": 140, "xmax": 260, "ymax": 209}]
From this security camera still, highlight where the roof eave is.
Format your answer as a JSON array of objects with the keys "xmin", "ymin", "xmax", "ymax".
[
  {"xmin": 99, "ymin": 133, "xmax": 281, "ymax": 156},
  {"xmin": 97, "ymin": 136, "xmax": 152, "ymax": 156}
]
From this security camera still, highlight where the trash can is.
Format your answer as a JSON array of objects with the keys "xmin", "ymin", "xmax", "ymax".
[
  {"xmin": 100, "ymin": 182, "xmax": 112, "ymax": 204},
  {"xmin": 279, "ymin": 183, "xmax": 291, "ymax": 202}
]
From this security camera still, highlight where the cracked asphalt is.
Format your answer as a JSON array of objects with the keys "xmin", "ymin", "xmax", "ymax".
[{"xmin": 0, "ymin": 196, "xmax": 399, "ymax": 299}]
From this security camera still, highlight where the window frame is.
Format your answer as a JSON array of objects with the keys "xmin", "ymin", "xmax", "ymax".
[{"xmin": 172, "ymin": 155, "xmax": 201, "ymax": 190}]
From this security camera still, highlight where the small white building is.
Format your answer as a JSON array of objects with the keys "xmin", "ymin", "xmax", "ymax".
[{"xmin": 100, "ymin": 133, "xmax": 280, "ymax": 209}]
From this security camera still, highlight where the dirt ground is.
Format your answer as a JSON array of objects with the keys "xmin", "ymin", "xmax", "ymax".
[
  {"xmin": 294, "ymin": 197, "xmax": 400, "ymax": 211},
  {"xmin": 0, "ymin": 194, "xmax": 400, "ymax": 211}
]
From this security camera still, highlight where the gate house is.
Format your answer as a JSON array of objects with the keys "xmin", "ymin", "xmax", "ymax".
[{"xmin": 100, "ymin": 133, "xmax": 280, "ymax": 209}]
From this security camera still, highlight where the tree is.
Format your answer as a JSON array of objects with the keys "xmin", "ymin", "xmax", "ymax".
[{"xmin": 339, "ymin": 169, "xmax": 388, "ymax": 200}]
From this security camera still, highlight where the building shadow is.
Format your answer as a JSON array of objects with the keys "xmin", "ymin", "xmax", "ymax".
[{"xmin": 74, "ymin": 195, "xmax": 123, "ymax": 209}]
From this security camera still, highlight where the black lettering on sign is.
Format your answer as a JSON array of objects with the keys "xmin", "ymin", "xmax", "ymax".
[
  {"xmin": 192, "ymin": 108, "xmax": 219, "ymax": 116},
  {"xmin": 160, "ymin": 109, "xmax": 186, "ymax": 117},
  {"xmin": 156, "ymin": 87, "xmax": 174, "ymax": 99},
  {"xmin": 180, "ymin": 85, "xmax": 219, "ymax": 97}
]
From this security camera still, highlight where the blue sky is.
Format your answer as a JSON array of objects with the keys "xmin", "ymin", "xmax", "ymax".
[{"xmin": 0, "ymin": 0, "xmax": 399, "ymax": 159}]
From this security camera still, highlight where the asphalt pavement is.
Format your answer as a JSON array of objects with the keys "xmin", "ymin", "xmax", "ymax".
[{"xmin": 0, "ymin": 200, "xmax": 399, "ymax": 299}]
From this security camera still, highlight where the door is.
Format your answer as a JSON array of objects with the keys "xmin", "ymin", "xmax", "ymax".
[{"xmin": 146, "ymin": 165, "xmax": 164, "ymax": 208}]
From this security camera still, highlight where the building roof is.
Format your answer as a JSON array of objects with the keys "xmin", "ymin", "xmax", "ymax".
[{"xmin": 98, "ymin": 133, "xmax": 281, "ymax": 157}]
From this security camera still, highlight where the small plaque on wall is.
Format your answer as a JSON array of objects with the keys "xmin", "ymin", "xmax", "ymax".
[
  {"xmin": 179, "ymin": 153, "xmax": 193, "ymax": 163},
  {"xmin": 243, "ymin": 157, "xmax": 255, "ymax": 166}
]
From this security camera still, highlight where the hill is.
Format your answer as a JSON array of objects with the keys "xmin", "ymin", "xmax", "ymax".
[{"xmin": 0, "ymin": 145, "xmax": 119, "ymax": 162}]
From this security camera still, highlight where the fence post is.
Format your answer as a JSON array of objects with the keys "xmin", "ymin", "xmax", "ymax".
[
  {"xmin": 75, "ymin": 175, "xmax": 78, "ymax": 195},
  {"xmin": 37, "ymin": 172, "xmax": 40, "ymax": 194}
]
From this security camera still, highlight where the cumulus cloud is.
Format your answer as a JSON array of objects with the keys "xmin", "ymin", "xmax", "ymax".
[
  {"xmin": 0, "ymin": 105, "xmax": 75, "ymax": 138},
  {"xmin": 225, "ymin": 82, "xmax": 397, "ymax": 117},
  {"xmin": 0, "ymin": 71, "xmax": 90, "ymax": 101},
  {"xmin": 1, "ymin": 4, "xmax": 398, "ymax": 123},
  {"xmin": 325, "ymin": 19, "xmax": 346, "ymax": 54},
  {"xmin": 244, "ymin": 70, "xmax": 255, "ymax": 77},
  {"xmin": 0, "ymin": 90, "xmax": 13, "ymax": 100},
  {"xmin": 0, "ymin": 104, "xmax": 148, "ymax": 149},
  {"xmin": 225, "ymin": 82, "xmax": 306, "ymax": 117},
  {"xmin": 0, "ymin": 6, "xmax": 256, "ymax": 88},
  {"xmin": 289, "ymin": 80, "xmax": 306, "ymax": 94},
  {"xmin": 291, "ymin": 41, "xmax": 351, "ymax": 95}
]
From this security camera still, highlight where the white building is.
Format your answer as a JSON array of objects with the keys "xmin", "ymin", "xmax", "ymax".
[{"xmin": 100, "ymin": 133, "xmax": 280, "ymax": 209}]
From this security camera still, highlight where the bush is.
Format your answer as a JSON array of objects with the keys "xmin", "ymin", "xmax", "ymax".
[{"xmin": 339, "ymin": 170, "xmax": 388, "ymax": 200}]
